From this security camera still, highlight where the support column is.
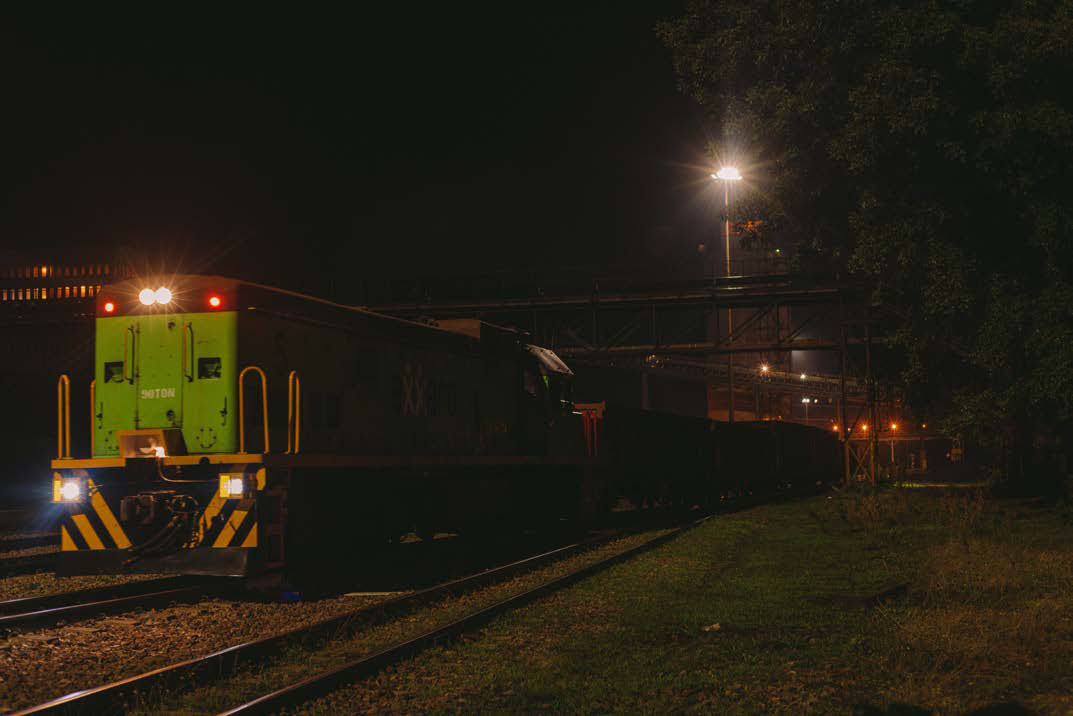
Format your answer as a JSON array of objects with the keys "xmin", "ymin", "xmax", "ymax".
[
  {"xmin": 840, "ymin": 304, "xmax": 850, "ymax": 485},
  {"xmin": 866, "ymin": 320, "xmax": 878, "ymax": 484}
]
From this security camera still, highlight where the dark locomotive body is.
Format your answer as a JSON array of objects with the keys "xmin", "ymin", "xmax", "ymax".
[{"xmin": 50, "ymin": 274, "xmax": 839, "ymax": 582}]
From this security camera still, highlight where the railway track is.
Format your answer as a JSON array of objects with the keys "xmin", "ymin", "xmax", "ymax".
[
  {"xmin": 0, "ymin": 533, "xmax": 59, "ymax": 552},
  {"xmin": 221, "ymin": 515, "xmax": 709, "ymax": 716},
  {"xmin": 0, "ymin": 575, "xmax": 234, "ymax": 632},
  {"xmin": 11, "ymin": 521, "xmax": 689, "ymax": 715},
  {"xmin": 0, "ymin": 552, "xmax": 57, "ymax": 578}
]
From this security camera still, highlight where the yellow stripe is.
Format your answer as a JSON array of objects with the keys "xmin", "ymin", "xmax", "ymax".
[
  {"xmin": 213, "ymin": 509, "xmax": 248, "ymax": 548},
  {"xmin": 199, "ymin": 494, "xmax": 225, "ymax": 544},
  {"xmin": 72, "ymin": 513, "xmax": 105, "ymax": 550},
  {"xmin": 255, "ymin": 468, "xmax": 266, "ymax": 490},
  {"xmin": 240, "ymin": 521, "xmax": 258, "ymax": 548},
  {"xmin": 88, "ymin": 480, "xmax": 131, "ymax": 549},
  {"xmin": 61, "ymin": 525, "xmax": 75, "ymax": 551}
]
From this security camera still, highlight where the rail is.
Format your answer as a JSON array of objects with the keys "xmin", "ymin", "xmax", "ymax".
[
  {"xmin": 286, "ymin": 370, "xmax": 301, "ymax": 454},
  {"xmin": 238, "ymin": 366, "xmax": 269, "ymax": 454},
  {"xmin": 56, "ymin": 375, "xmax": 70, "ymax": 459}
]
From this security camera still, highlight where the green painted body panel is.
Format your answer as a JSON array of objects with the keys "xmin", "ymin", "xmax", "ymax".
[{"xmin": 94, "ymin": 312, "xmax": 238, "ymax": 456}]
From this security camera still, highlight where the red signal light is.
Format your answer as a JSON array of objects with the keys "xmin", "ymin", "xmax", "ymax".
[
  {"xmin": 208, "ymin": 295, "xmax": 222, "ymax": 308},
  {"xmin": 103, "ymin": 301, "xmax": 115, "ymax": 313}
]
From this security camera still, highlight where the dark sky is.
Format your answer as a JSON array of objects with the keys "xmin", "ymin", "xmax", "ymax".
[{"xmin": 0, "ymin": 6, "xmax": 713, "ymax": 298}]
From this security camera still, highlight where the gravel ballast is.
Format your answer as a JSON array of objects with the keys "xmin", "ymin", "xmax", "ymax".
[{"xmin": 0, "ymin": 590, "xmax": 393, "ymax": 713}]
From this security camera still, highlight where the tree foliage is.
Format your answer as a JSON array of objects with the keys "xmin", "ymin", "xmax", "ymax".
[{"xmin": 659, "ymin": 1, "xmax": 1073, "ymax": 465}]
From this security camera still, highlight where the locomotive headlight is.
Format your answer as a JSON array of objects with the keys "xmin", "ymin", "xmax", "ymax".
[
  {"xmin": 53, "ymin": 475, "xmax": 84, "ymax": 503},
  {"xmin": 139, "ymin": 288, "xmax": 156, "ymax": 305},
  {"xmin": 219, "ymin": 473, "xmax": 246, "ymax": 499},
  {"xmin": 154, "ymin": 287, "xmax": 173, "ymax": 304}
]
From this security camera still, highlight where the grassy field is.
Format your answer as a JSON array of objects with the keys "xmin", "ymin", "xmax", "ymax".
[{"xmin": 289, "ymin": 488, "xmax": 1073, "ymax": 715}]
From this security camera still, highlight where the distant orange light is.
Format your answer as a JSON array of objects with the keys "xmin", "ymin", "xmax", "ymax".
[
  {"xmin": 832, "ymin": 424, "xmax": 839, "ymax": 431},
  {"xmin": 890, "ymin": 422, "xmax": 898, "ymax": 431},
  {"xmin": 103, "ymin": 301, "xmax": 115, "ymax": 313},
  {"xmin": 208, "ymin": 295, "xmax": 222, "ymax": 308},
  {"xmin": 860, "ymin": 423, "xmax": 868, "ymax": 431},
  {"xmin": 921, "ymin": 423, "xmax": 927, "ymax": 429}
]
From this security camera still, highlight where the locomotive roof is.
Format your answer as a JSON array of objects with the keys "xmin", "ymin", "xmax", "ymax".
[{"xmin": 95, "ymin": 274, "xmax": 539, "ymax": 356}]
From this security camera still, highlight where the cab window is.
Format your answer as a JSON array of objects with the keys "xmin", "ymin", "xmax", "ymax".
[
  {"xmin": 104, "ymin": 361, "xmax": 124, "ymax": 383},
  {"xmin": 198, "ymin": 357, "xmax": 222, "ymax": 379}
]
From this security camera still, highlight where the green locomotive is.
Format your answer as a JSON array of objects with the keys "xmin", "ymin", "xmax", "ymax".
[{"xmin": 52, "ymin": 275, "xmax": 592, "ymax": 578}]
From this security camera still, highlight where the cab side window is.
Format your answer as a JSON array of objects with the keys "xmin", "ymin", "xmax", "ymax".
[
  {"xmin": 104, "ymin": 361, "xmax": 124, "ymax": 383},
  {"xmin": 198, "ymin": 357, "xmax": 221, "ymax": 379}
]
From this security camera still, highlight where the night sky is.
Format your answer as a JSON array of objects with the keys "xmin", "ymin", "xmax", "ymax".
[{"xmin": 0, "ymin": 5, "xmax": 713, "ymax": 299}]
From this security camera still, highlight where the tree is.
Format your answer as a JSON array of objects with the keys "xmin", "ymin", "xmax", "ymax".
[{"xmin": 659, "ymin": 1, "xmax": 1073, "ymax": 483}]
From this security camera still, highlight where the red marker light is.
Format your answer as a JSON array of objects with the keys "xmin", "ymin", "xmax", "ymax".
[
  {"xmin": 208, "ymin": 295, "xmax": 222, "ymax": 308},
  {"xmin": 103, "ymin": 301, "xmax": 115, "ymax": 313}
]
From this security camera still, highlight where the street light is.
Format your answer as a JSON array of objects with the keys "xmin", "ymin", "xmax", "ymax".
[
  {"xmin": 759, "ymin": 363, "xmax": 769, "ymax": 374},
  {"xmin": 711, "ymin": 167, "xmax": 743, "ymax": 279},
  {"xmin": 711, "ymin": 166, "xmax": 743, "ymax": 422},
  {"xmin": 801, "ymin": 396, "xmax": 811, "ymax": 425}
]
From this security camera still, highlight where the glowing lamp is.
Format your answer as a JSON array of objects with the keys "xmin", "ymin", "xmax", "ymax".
[
  {"xmin": 103, "ymin": 301, "xmax": 115, "ymax": 313},
  {"xmin": 138, "ymin": 288, "xmax": 155, "ymax": 305},
  {"xmin": 219, "ymin": 473, "xmax": 246, "ymax": 499},
  {"xmin": 760, "ymin": 364, "xmax": 769, "ymax": 373},
  {"xmin": 712, "ymin": 167, "xmax": 742, "ymax": 181},
  {"xmin": 154, "ymin": 287, "xmax": 173, "ymax": 304},
  {"xmin": 208, "ymin": 295, "xmax": 222, "ymax": 308},
  {"xmin": 890, "ymin": 422, "xmax": 898, "ymax": 431},
  {"xmin": 53, "ymin": 475, "xmax": 84, "ymax": 503}
]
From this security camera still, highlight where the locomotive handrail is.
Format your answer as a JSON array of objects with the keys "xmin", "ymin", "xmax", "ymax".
[
  {"xmin": 89, "ymin": 379, "xmax": 96, "ymax": 457},
  {"xmin": 181, "ymin": 322, "xmax": 194, "ymax": 382},
  {"xmin": 56, "ymin": 375, "xmax": 71, "ymax": 459},
  {"xmin": 123, "ymin": 325, "xmax": 136, "ymax": 383},
  {"xmin": 238, "ymin": 366, "xmax": 270, "ymax": 454},
  {"xmin": 286, "ymin": 370, "xmax": 301, "ymax": 454}
]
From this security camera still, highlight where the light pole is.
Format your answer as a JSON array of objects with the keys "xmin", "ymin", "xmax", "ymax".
[
  {"xmin": 802, "ymin": 397, "xmax": 811, "ymax": 426},
  {"xmin": 712, "ymin": 167, "xmax": 742, "ymax": 421}
]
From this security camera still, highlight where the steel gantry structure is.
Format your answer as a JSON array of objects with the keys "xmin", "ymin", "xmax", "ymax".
[{"xmin": 373, "ymin": 271, "xmax": 891, "ymax": 485}]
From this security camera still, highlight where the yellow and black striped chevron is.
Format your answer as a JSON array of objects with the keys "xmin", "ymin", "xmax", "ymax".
[
  {"xmin": 198, "ymin": 494, "xmax": 258, "ymax": 548},
  {"xmin": 59, "ymin": 479, "xmax": 131, "ymax": 551},
  {"xmin": 59, "ymin": 477, "xmax": 258, "ymax": 551}
]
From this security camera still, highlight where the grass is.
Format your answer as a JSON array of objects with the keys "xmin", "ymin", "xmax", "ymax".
[
  {"xmin": 137, "ymin": 488, "xmax": 1073, "ymax": 714},
  {"xmin": 295, "ymin": 488, "xmax": 1073, "ymax": 715}
]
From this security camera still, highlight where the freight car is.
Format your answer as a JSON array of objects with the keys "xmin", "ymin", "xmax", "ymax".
[
  {"xmin": 578, "ymin": 403, "xmax": 838, "ymax": 508},
  {"xmin": 50, "ymin": 275, "xmax": 594, "ymax": 580}
]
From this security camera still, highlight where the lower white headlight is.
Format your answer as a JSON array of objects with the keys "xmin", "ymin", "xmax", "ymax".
[
  {"xmin": 219, "ymin": 474, "xmax": 246, "ymax": 499},
  {"xmin": 60, "ymin": 481, "xmax": 81, "ymax": 501},
  {"xmin": 53, "ymin": 475, "xmax": 84, "ymax": 503}
]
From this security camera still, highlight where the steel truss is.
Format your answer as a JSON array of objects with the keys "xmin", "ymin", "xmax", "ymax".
[{"xmin": 374, "ymin": 273, "xmax": 886, "ymax": 485}]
